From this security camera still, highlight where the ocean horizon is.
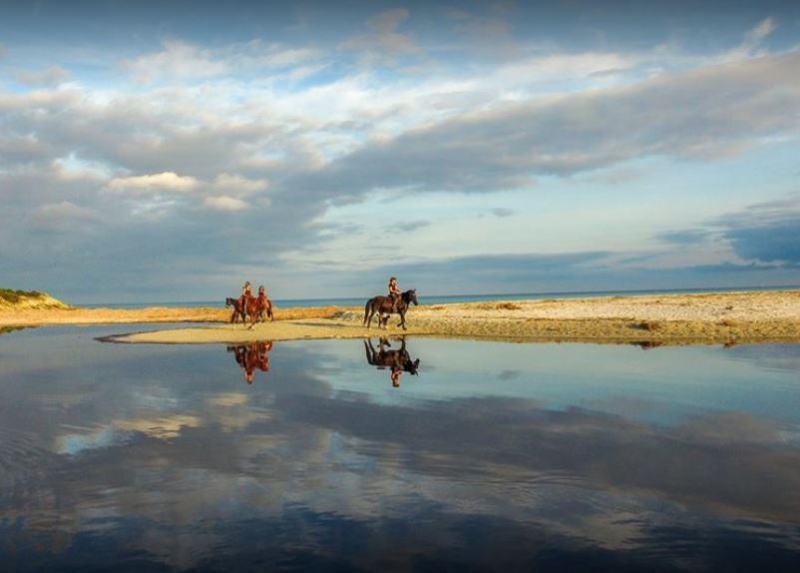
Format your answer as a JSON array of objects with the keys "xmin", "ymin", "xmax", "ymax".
[{"xmin": 83, "ymin": 284, "xmax": 798, "ymax": 310}]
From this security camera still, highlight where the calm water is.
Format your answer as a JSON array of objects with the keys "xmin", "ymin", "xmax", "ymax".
[{"xmin": 1, "ymin": 325, "xmax": 800, "ymax": 571}]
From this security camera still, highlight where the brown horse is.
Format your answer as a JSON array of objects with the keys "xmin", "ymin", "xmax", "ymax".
[
  {"xmin": 244, "ymin": 294, "xmax": 273, "ymax": 329},
  {"xmin": 363, "ymin": 289, "xmax": 418, "ymax": 330}
]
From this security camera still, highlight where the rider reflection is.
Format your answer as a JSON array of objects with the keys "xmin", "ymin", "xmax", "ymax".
[
  {"xmin": 363, "ymin": 337, "xmax": 420, "ymax": 387},
  {"xmin": 227, "ymin": 341, "xmax": 273, "ymax": 384}
]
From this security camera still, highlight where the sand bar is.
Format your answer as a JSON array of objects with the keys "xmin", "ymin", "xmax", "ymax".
[{"xmin": 2, "ymin": 290, "xmax": 800, "ymax": 346}]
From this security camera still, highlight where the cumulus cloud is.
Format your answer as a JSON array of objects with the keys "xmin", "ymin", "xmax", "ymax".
[
  {"xmin": 295, "ymin": 51, "xmax": 800, "ymax": 197},
  {"xmin": 209, "ymin": 172, "xmax": 268, "ymax": 194},
  {"xmin": 204, "ymin": 196, "xmax": 249, "ymax": 212},
  {"xmin": 105, "ymin": 172, "xmax": 200, "ymax": 194},
  {"xmin": 2, "ymin": 4, "xmax": 800, "ymax": 301}
]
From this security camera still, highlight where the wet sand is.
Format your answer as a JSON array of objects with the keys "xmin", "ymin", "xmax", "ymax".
[{"xmin": 2, "ymin": 290, "xmax": 800, "ymax": 346}]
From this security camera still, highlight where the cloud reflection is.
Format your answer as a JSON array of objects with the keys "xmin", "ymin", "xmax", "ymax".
[{"xmin": 2, "ymin": 333, "xmax": 800, "ymax": 570}]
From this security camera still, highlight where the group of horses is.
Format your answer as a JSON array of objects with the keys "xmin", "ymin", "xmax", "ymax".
[
  {"xmin": 225, "ymin": 294, "xmax": 273, "ymax": 329},
  {"xmin": 226, "ymin": 287, "xmax": 419, "ymax": 331}
]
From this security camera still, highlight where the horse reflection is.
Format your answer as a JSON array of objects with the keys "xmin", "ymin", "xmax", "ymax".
[
  {"xmin": 363, "ymin": 337, "xmax": 420, "ymax": 387},
  {"xmin": 227, "ymin": 341, "xmax": 273, "ymax": 384}
]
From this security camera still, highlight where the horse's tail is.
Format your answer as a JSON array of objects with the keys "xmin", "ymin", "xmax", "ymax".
[{"xmin": 364, "ymin": 298, "xmax": 374, "ymax": 326}]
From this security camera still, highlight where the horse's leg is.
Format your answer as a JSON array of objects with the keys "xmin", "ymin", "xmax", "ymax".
[
  {"xmin": 364, "ymin": 340, "xmax": 376, "ymax": 364},
  {"xmin": 243, "ymin": 303, "xmax": 252, "ymax": 329}
]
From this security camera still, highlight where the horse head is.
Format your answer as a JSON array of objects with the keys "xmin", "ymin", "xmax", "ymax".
[
  {"xmin": 407, "ymin": 358, "xmax": 420, "ymax": 375},
  {"xmin": 404, "ymin": 289, "xmax": 418, "ymax": 306}
]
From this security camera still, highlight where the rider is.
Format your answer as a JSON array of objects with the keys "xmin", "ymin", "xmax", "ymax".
[
  {"xmin": 388, "ymin": 276, "xmax": 401, "ymax": 313},
  {"xmin": 256, "ymin": 285, "xmax": 269, "ymax": 321},
  {"xmin": 239, "ymin": 281, "xmax": 252, "ymax": 319}
]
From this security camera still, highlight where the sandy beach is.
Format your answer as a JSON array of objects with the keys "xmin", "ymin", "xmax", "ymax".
[{"xmin": 2, "ymin": 290, "xmax": 800, "ymax": 346}]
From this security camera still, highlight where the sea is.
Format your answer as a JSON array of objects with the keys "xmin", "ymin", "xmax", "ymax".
[{"xmin": 83, "ymin": 284, "xmax": 797, "ymax": 310}]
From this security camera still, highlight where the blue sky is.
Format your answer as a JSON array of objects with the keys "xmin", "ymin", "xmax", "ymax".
[{"xmin": 1, "ymin": 0, "xmax": 799, "ymax": 304}]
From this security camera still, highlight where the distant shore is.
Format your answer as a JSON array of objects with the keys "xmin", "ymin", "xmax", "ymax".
[{"xmin": 3, "ymin": 290, "xmax": 800, "ymax": 346}]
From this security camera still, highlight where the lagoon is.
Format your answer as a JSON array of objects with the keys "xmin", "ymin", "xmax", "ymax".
[{"xmin": 1, "ymin": 325, "xmax": 799, "ymax": 571}]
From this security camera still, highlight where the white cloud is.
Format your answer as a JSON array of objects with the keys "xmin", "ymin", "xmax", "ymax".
[
  {"xmin": 122, "ymin": 39, "xmax": 323, "ymax": 85},
  {"xmin": 106, "ymin": 172, "xmax": 200, "ymax": 194},
  {"xmin": 123, "ymin": 40, "xmax": 228, "ymax": 84},
  {"xmin": 721, "ymin": 17, "xmax": 778, "ymax": 62},
  {"xmin": 745, "ymin": 17, "xmax": 777, "ymax": 47},
  {"xmin": 210, "ymin": 172, "xmax": 268, "ymax": 194},
  {"xmin": 204, "ymin": 196, "xmax": 249, "ymax": 211},
  {"xmin": 3, "ymin": 6, "xmax": 800, "ymax": 301}
]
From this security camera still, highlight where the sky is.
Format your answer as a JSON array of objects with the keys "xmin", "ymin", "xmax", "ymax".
[{"xmin": 1, "ymin": 0, "xmax": 800, "ymax": 304}]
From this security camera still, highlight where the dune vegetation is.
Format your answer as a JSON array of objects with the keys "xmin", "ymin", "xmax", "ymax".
[{"xmin": 0, "ymin": 288, "xmax": 71, "ymax": 310}]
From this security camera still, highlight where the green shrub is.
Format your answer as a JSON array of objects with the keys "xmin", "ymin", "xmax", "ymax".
[{"xmin": 0, "ymin": 289, "xmax": 44, "ymax": 304}]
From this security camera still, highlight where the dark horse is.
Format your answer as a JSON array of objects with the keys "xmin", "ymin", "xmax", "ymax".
[
  {"xmin": 363, "ymin": 289, "xmax": 418, "ymax": 330},
  {"xmin": 225, "ymin": 297, "xmax": 246, "ymax": 324}
]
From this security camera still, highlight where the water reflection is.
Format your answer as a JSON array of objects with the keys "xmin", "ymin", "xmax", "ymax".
[
  {"xmin": 363, "ymin": 337, "xmax": 420, "ymax": 387},
  {"xmin": 227, "ymin": 341, "xmax": 272, "ymax": 384},
  {"xmin": 1, "ymin": 328, "xmax": 800, "ymax": 571}
]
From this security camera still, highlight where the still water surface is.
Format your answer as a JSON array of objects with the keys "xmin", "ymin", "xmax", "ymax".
[{"xmin": 1, "ymin": 325, "xmax": 799, "ymax": 571}]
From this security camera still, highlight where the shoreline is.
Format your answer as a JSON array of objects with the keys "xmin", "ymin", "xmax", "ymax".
[{"xmin": 2, "ymin": 289, "xmax": 800, "ymax": 346}]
